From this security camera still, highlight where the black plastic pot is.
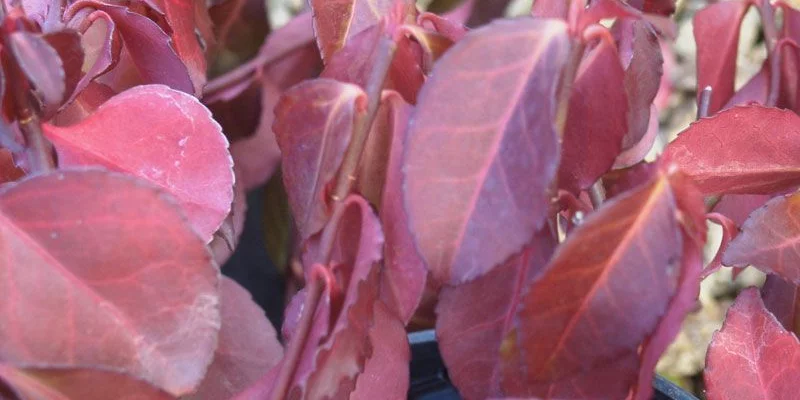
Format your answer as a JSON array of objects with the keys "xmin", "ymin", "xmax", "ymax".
[{"xmin": 407, "ymin": 330, "xmax": 699, "ymax": 400}]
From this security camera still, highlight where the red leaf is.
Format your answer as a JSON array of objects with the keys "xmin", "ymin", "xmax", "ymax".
[
  {"xmin": 209, "ymin": 166, "xmax": 247, "ymax": 265},
  {"xmin": 350, "ymin": 302, "xmax": 410, "ymax": 399},
  {"xmin": 559, "ymin": 35, "xmax": 628, "ymax": 192},
  {"xmin": 378, "ymin": 92, "xmax": 427, "ymax": 323},
  {"xmin": 0, "ymin": 149, "xmax": 24, "ymax": 184},
  {"xmin": 0, "ymin": 366, "xmax": 175, "ymax": 400},
  {"xmin": 437, "ymin": 228, "xmax": 556, "ymax": 400},
  {"xmin": 705, "ymin": 288, "xmax": 800, "ymax": 400},
  {"xmin": 712, "ymin": 194, "xmax": 772, "ymax": 227},
  {"xmin": 664, "ymin": 105, "xmax": 800, "ymax": 195},
  {"xmin": 273, "ymin": 79, "xmax": 367, "ymax": 240},
  {"xmin": 42, "ymin": 85, "xmax": 233, "ymax": 241},
  {"xmin": 42, "ymin": 30, "xmax": 84, "ymax": 107},
  {"xmin": 723, "ymin": 193, "xmax": 800, "ymax": 284},
  {"xmin": 614, "ymin": 20, "xmax": 663, "ymax": 167},
  {"xmin": 187, "ymin": 277, "xmax": 283, "ymax": 400},
  {"xmin": 0, "ymin": 170, "xmax": 220, "ymax": 396},
  {"xmin": 466, "ymin": 0, "xmax": 512, "ymax": 26},
  {"xmin": 310, "ymin": 0, "xmax": 416, "ymax": 61},
  {"xmin": 67, "ymin": 9, "xmax": 122, "ymax": 104},
  {"xmin": 693, "ymin": 0, "xmax": 751, "ymax": 115},
  {"xmin": 52, "ymin": 81, "xmax": 117, "ymax": 126},
  {"xmin": 321, "ymin": 24, "xmax": 425, "ymax": 104},
  {"xmin": 762, "ymin": 275, "xmax": 800, "ymax": 335},
  {"xmin": 158, "ymin": 0, "xmax": 209, "ymax": 95},
  {"xmin": 501, "ymin": 170, "xmax": 684, "ymax": 396},
  {"xmin": 67, "ymin": 1, "xmax": 194, "ymax": 94},
  {"xmin": 8, "ymin": 31, "xmax": 66, "ymax": 111},
  {"xmin": 402, "ymin": 18, "xmax": 570, "ymax": 285}
]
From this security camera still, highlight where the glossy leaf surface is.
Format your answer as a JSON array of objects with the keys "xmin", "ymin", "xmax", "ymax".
[
  {"xmin": 0, "ymin": 170, "xmax": 220, "ymax": 396},
  {"xmin": 664, "ymin": 105, "xmax": 800, "ymax": 195},
  {"xmin": 43, "ymin": 85, "xmax": 233, "ymax": 241},
  {"xmin": 274, "ymin": 79, "xmax": 366, "ymax": 240},
  {"xmin": 437, "ymin": 229, "xmax": 555, "ymax": 400},
  {"xmin": 705, "ymin": 288, "xmax": 800, "ymax": 400},
  {"xmin": 723, "ymin": 193, "xmax": 800, "ymax": 283},
  {"xmin": 693, "ymin": 0, "xmax": 750, "ymax": 114},
  {"xmin": 501, "ymin": 171, "xmax": 684, "ymax": 396},
  {"xmin": 403, "ymin": 18, "xmax": 569, "ymax": 284}
]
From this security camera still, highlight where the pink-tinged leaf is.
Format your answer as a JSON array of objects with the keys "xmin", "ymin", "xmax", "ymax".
[
  {"xmin": 159, "ymin": 0, "xmax": 209, "ymax": 95},
  {"xmin": 724, "ymin": 63, "xmax": 769, "ymax": 109},
  {"xmin": 418, "ymin": 11, "xmax": 468, "ymax": 42},
  {"xmin": 290, "ymin": 196, "xmax": 385, "ymax": 399},
  {"xmin": 705, "ymin": 288, "xmax": 800, "ymax": 400},
  {"xmin": 437, "ymin": 229, "xmax": 556, "ymax": 400},
  {"xmin": 778, "ymin": 39, "xmax": 800, "ymax": 112},
  {"xmin": 68, "ymin": 1, "xmax": 194, "ymax": 93},
  {"xmin": 712, "ymin": 194, "xmax": 772, "ymax": 227},
  {"xmin": 633, "ymin": 171, "xmax": 707, "ymax": 400},
  {"xmin": 559, "ymin": 35, "xmax": 628, "ymax": 193},
  {"xmin": 350, "ymin": 302, "xmax": 410, "ymax": 399},
  {"xmin": 0, "ymin": 366, "xmax": 176, "ymax": 400},
  {"xmin": 378, "ymin": 93, "xmax": 427, "ymax": 323},
  {"xmin": 42, "ymin": 85, "xmax": 234, "ymax": 241},
  {"xmin": 702, "ymin": 212, "xmax": 739, "ymax": 278},
  {"xmin": 310, "ymin": 0, "xmax": 416, "ymax": 61},
  {"xmin": 67, "ymin": 9, "xmax": 122, "ymax": 103},
  {"xmin": 664, "ymin": 105, "xmax": 800, "ymax": 195},
  {"xmin": 8, "ymin": 0, "xmax": 65, "ymax": 31},
  {"xmin": 273, "ymin": 79, "xmax": 367, "ymax": 240},
  {"xmin": 321, "ymin": 24, "xmax": 424, "ymax": 104},
  {"xmin": 187, "ymin": 278, "xmax": 283, "ymax": 400},
  {"xmin": 614, "ymin": 19, "xmax": 663, "ymax": 166},
  {"xmin": 762, "ymin": 275, "xmax": 800, "ymax": 335},
  {"xmin": 723, "ymin": 193, "xmax": 800, "ymax": 283},
  {"xmin": 693, "ymin": 0, "xmax": 751, "ymax": 114},
  {"xmin": 8, "ymin": 32, "xmax": 66, "ymax": 111},
  {"xmin": 52, "ymin": 81, "xmax": 117, "ymax": 126},
  {"xmin": 403, "ymin": 18, "xmax": 570, "ymax": 285},
  {"xmin": 43, "ymin": 30, "xmax": 84, "ymax": 106},
  {"xmin": 0, "ymin": 170, "xmax": 220, "ymax": 396},
  {"xmin": 502, "ymin": 171, "xmax": 683, "ymax": 394}
]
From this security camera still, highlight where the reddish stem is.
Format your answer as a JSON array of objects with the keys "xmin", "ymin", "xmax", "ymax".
[
  {"xmin": 269, "ymin": 272, "xmax": 325, "ymax": 400},
  {"xmin": 316, "ymin": 31, "xmax": 397, "ymax": 263}
]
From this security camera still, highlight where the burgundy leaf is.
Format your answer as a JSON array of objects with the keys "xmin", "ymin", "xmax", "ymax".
[
  {"xmin": 762, "ymin": 275, "xmax": 800, "ymax": 335},
  {"xmin": 67, "ymin": 9, "xmax": 122, "ymax": 103},
  {"xmin": 310, "ymin": 0, "xmax": 416, "ymax": 61},
  {"xmin": 614, "ymin": 19, "xmax": 663, "ymax": 167},
  {"xmin": 664, "ymin": 105, "xmax": 800, "ymax": 195},
  {"xmin": 723, "ymin": 193, "xmax": 800, "ymax": 283},
  {"xmin": 0, "ymin": 169, "xmax": 220, "ymax": 396},
  {"xmin": 778, "ymin": 39, "xmax": 800, "ymax": 112},
  {"xmin": 0, "ymin": 366, "xmax": 175, "ymax": 400},
  {"xmin": 403, "ymin": 18, "xmax": 569, "ymax": 285},
  {"xmin": 273, "ymin": 79, "xmax": 367, "ymax": 240},
  {"xmin": 321, "ymin": 24, "xmax": 424, "ymax": 104},
  {"xmin": 437, "ymin": 228, "xmax": 556, "ymax": 400},
  {"xmin": 0, "ymin": 149, "xmax": 24, "ymax": 184},
  {"xmin": 693, "ymin": 0, "xmax": 751, "ymax": 114},
  {"xmin": 724, "ymin": 63, "xmax": 769, "ymax": 109},
  {"xmin": 378, "ymin": 92, "xmax": 427, "ymax": 323},
  {"xmin": 712, "ymin": 194, "xmax": 772, "ymax": 227},
  {"xmin": 209, "ymin": 166, "xmax": 247, "ymax": 265},
  {"xmin": 559, "ymin": 35, "xmax": 628, "ymax": 193},
  {"xmin": 350, "ymin": 302, "xmax": 410, "ymax": 399},
  {"xmin": 501, "ymin": 170, "xmax": 684, "ymax": 396},
  {"xmin": 187, "ymin": 278, "xmax": 283, "ymax": 400},
  {"xmin": 52, "ymin": 81, "xmax": 116, "ymax": 126},
  {"xmin": 8, "ymin": 31, "xmax": 66, "ymax": 110},
  {"xmin": 705, "ymin": 288, "xmax": 800, "ymax": 400},
  {"xmin": 42, "ymin": 85, "xmax": 234, "ymax": 241},
  {"xmin": 67, "ymin": 1, "xmax": 194, "ymax": 93},
  {"xmin": 207, "ymin": 0, "xmax": 268, "ymax": 68},
  {"xmin": 42, "ymin": 30, "xmax": 84, "ymax": 106}
]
